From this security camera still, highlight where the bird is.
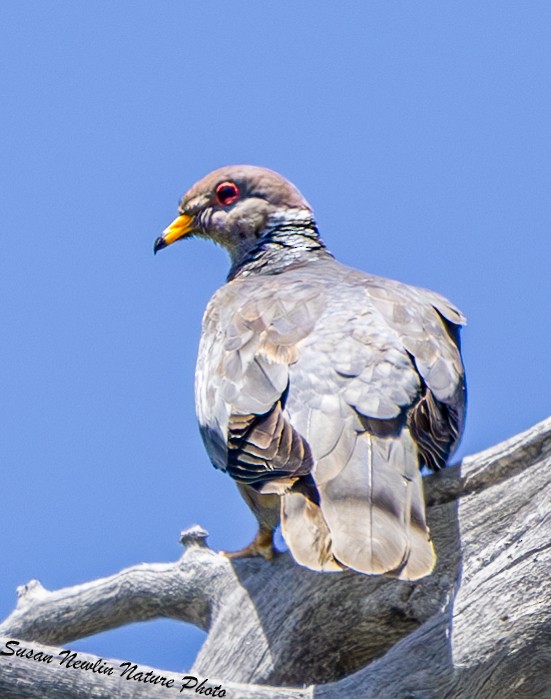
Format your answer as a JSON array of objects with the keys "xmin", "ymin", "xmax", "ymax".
[{"xmin": 154, "ymin": 165, "xmax": 466, "ymax": 580}]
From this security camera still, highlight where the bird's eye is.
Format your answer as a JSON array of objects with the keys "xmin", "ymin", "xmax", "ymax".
[{"xmin": 215, "ymin": 181, "xmax": 240, "ymax": 207}]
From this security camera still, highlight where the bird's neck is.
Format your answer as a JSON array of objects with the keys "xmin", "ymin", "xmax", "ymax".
[{"xmin": 227, "ymin": 209, "xmax": 333, "ymax": 280}]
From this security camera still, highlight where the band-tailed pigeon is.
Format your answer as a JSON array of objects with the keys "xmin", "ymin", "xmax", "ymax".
[{"xmin": 154, "ymin": 165, "xmax": 466, "ymax": 580}]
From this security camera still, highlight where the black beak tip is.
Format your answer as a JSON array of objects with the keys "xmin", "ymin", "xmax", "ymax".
[{"xmin": 153, "ymin": 236, "xmax": 167, "ymax": 255}]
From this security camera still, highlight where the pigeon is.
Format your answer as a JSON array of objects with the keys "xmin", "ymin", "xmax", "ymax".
[{"xmin": 154, "ymin": 165, "xmax": 466, "ymax": 580}]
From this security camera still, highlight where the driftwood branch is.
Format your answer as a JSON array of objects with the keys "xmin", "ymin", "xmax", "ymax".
[{"xmin": 1, "ymin": 417, "xmax": 550, "ymax": 698}]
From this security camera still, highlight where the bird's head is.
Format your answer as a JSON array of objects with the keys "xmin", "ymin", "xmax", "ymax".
[{"xmin": 154, "ymin": 165, "xmax": 317, "ymax": 269}]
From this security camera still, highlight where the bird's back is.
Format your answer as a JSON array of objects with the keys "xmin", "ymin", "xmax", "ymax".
[{"xmin": 196, "ymin": 257, "xmax": 465, "ymax": 578}]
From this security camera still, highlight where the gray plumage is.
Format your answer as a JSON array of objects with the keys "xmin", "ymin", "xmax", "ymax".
[{"xmin": 155, "ymin": 165, "xmax": 466, "ymax": 580}]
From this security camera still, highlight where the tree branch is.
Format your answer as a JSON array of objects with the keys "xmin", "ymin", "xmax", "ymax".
[
  {"xmin": 0, "ymin": 526, "xmax": 217, "ymax": 644},
  {"xmin": 1, "ymin": 417, "xmax": 550, "ymax": 698}
]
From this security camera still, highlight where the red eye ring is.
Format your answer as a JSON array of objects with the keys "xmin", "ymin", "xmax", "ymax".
[{"xmin": 215, "ymin": 181, "xmax": 240, "ymax": 207}]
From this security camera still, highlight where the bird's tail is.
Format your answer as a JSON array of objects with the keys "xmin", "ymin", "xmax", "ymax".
[{"xmin": 281, "ymin": 428, "xmax": 435, "ymax": 580}]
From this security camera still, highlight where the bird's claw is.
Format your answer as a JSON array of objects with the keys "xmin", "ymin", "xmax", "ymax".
[{"xmin": 220, "ymin": 529, "xmax": 276, "ymax": 561}]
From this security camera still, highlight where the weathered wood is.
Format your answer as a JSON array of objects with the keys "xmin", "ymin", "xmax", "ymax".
[
  {"xmin": 1, "ymin": 417, "xmax": 550, "ymax": 698},
  {"xmin": 0, "ymin": 635, "xmax": 308, "ymax": 699}
]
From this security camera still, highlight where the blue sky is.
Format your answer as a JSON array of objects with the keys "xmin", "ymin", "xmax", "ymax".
[{"xmin": 1, "ymin": 1, "xmax": 550, "ymax": 674}]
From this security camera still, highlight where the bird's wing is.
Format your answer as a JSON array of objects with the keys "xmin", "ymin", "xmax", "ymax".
[
  {"xmin": 279, "ymin": 264, "xmax": 466, "ymax": 579},
  {"xmin": 195, "ymin": 274, "xmax": 326, "ymax": 489},
  {"xmin": 362, "ymin": 275, "xmax": 467, "ymax": 469}
]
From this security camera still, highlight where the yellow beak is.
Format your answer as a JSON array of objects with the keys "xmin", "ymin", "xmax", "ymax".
[{"xmin": 154, "ymin": 213, "xmax": 195, "ymax": 254}]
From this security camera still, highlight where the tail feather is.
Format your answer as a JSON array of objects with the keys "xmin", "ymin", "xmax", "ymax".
[
  {"xmin": 281, "ymin": 492, "xmax": 343, "ymax": 572},
  {"xmin": 281, "ymin": 428, "xmax": 435, "ymax": 580}
]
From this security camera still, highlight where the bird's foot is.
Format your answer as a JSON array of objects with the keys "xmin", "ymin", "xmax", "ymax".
[{"xmin": 221, "ymin": 528, "xmax": 276, "ymax": 561}]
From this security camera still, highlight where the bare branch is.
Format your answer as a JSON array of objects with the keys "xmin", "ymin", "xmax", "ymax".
[
  {"xmin": 0, "ymin": 636, "xmax": 310, "ymax": 699},
  {"xmin": 1, "ymin": 417, "xmax": 550, "ymax": 698},
  {"xmin": 0, "ymin": 527, "xmax": 222, "ymax": 644}
]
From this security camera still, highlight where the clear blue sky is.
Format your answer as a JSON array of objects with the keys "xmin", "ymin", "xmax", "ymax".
[{"xmin": 1, "ymin": 1, "xmax": 550, "ymax": 674}]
